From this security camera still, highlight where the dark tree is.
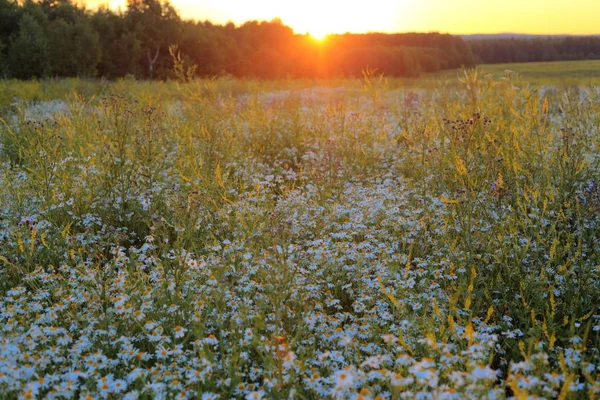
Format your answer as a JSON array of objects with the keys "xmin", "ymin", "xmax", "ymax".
[{"xmin": 8, "ymin": 11, "xmax": 49, "ymax": 79}]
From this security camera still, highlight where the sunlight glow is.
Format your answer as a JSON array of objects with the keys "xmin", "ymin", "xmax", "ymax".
[
  {"xmin": 85, "ymin": 0, "xmax": 404, "ymax": 35},
  {"xmin": 308, "ymin": 31, "xmax": 329, "ymax": 41},
  {"xmin": 84, "ymin": 0, "xmax": 600, "ymax": 35},
  {"xmin": 278, "ymin": 0, "xmax": 402, "ymax": 36}
]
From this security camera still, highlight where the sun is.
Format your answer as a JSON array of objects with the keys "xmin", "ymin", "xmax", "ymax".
[
  {"xmin": 279, "ymin": 1, "xmax": 341, "ymax": 40},
  {"xmin": 298, "ymin": 16, "xmax": 333, "ymax": 40},
  {"xmin": 276, "ymin": 0, "xmax": 401, "ymax": 40},
  {"xmin": 309, "ymin": 30, "xmax": 329, "ymax": 41}
]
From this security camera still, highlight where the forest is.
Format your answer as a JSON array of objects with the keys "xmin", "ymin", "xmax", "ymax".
[
  {"xmin": 469, "ymin": 36, "xmax": 600, "ymax": 64},
  {"xmin": 0, "ymin": 0, "xmax": 599, "ymax": 80}
]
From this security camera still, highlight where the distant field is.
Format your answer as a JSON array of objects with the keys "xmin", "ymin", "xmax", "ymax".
[
  {"xmin": 0, "ymin": 59, "xmax": 598, "ymax": 111},
  {"xmin": 475, "ymin": 59, "xmax": 600, "ymax": 85},
  {"xmin": 430, "ymin": 59, "xmax": 600, "ymax": 86}
]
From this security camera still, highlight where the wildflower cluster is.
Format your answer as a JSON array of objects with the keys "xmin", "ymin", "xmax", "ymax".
[{"xmin": 0, "ymin": 74, "xmax": 599, "ymax": 398}]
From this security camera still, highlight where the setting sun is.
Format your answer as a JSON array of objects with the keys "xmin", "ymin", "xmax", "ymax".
[
  {"xmin": 309, "ymin": 31, "xmax": 329, "ymax": 41},
  {"xmin": 277, "ymin": 0, "xmax": 402, "ymax": 36}
]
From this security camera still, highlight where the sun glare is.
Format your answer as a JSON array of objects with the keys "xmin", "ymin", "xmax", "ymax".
[
  {"xmin": 309, "ymin": 31, "xmax": 328, "ymax": 41},
  {"xmin": 274, "ymin": 0, "xmax": 402, "ymax": 38}
]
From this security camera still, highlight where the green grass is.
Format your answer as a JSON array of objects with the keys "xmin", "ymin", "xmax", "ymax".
[
  {"xmin": 430, "ymin": 59, "xmax": 600, "ymax": 86},
  {"xmin": 476, "ymin": 59, "xmax": 600, "ymax": 85},
  {"xmin": 479, "ymin": 59, "xmax": 600, "ymax": 77}
]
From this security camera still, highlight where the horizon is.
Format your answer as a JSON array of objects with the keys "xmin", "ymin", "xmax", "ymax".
[{"xmin": 82, "ymin": 0, "xmax": 600, "ymax": 37}]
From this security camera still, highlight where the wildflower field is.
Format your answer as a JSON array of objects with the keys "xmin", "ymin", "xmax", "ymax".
[{"xmin": 0, "ymin": 70, "xmax": 599, "ymax": 399}]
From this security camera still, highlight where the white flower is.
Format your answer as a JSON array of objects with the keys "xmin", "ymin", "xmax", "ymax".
[
  {"xmin": 382, "ymin": 333, "xmax": 398, "ymax": 345},
  {"xmin": 123, "ymin": 391, "xmax": 140, "ymax": 400},
  {"xmin": 471, "ymin": 365, "xmax": 498, "ymax": 380},
  {"xmin": 333, "ymin": 368, "xmax": 355, "ymax": 390},
  {"xmin": 246, "ymin": 391, "xmax": 264, "ymax": 400},
  {"xmin": 174, "ymin": 325, "xmax": 187, "ymax": 339},
  {"xmin": 361, "ymin": 356, "xmax": 381, "ymax": 369},
  {"xmin": 283, "ymin": 351, "xmax": 296, "ymax": 370},
  {"xmin": 143, "ymin": 321, "xmax": 157, "ymax": 330},
  {"xmin": 511, "ymin": 361, "xmax": 532, "ymax": 373},
  {"xmin": 204, "ymin": 335, "xmax": 219, "ymax": 345},
  {"xmin": 156, "ymin": 346, "xmax": 172, "ymax": 359},
  {"xmin": 112, "ymin": 379, "xmax": 127, "ymax": 393}
]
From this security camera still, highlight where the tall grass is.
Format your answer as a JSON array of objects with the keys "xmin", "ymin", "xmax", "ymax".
[{"xmin": 0, "ymin": 70, "xmax": 599, "ymax": 399}]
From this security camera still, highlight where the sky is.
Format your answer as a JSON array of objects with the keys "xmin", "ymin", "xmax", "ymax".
[{"xmin": 85, "ymin": 0, "xmax": 600, "ymax": 36}]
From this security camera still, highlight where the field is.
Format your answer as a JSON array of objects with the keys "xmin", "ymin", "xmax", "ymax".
[
  {"xmin": 478, "ymin": 60, "xmax": 600, "ymax": 86},
  {"xmin": 0, "ymin": 66, "xmax": 599, "ymax": 399}
]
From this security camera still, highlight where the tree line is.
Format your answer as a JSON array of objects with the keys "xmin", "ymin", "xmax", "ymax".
[
  {"xmin": 469, "ymin": 37, "xmax": 600, "ymax": 64},
  {"xmin": 0, "ymin": 0, "xmax": 477, "ymax": 79},
  {"xmin": 0, "ymin": 0, "xmax": 598, "ymax": 80}
]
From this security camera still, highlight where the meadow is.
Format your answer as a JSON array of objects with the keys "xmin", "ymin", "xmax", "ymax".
[
  {"xmin": 478, "ymin": 60, "xmax": 600, "ymax": 86},
  {"xmin": 0, "ymin": 66, "xmax": 599, "ymax": 399},
  {"xmin": 434, "ymin": 60, "xmax": 600, "ymax": 87}
]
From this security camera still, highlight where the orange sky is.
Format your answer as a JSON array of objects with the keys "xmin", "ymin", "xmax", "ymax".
[{"xmin": 84, "ymin": 0, "xmax": 600, "ymax": 36}]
